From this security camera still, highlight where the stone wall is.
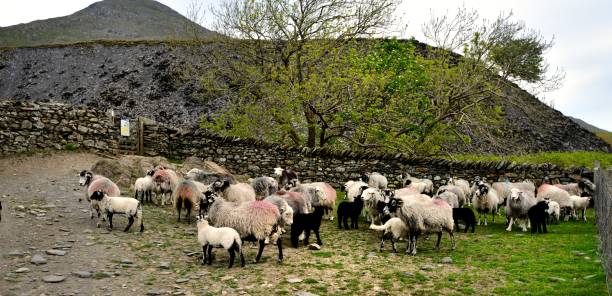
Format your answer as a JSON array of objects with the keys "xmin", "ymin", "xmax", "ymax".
[
  {"xmin": 0, "ymin": 100, "xmax": 117, "ymax": 155},
  {"xmin": 142, "ymin": 122, "xmax": 584, "ymax": 188}
]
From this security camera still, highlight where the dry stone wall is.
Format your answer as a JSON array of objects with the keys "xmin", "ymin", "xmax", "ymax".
[{"xmin": 0, "ymin": 100, "xmax": 117, "ymax": 155}]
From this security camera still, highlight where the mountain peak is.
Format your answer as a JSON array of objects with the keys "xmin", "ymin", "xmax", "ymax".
[{"xmin": 0, "ymin": 0, "xmax": 217, "ymax": 47}]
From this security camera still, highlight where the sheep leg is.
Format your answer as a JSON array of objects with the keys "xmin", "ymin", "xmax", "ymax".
[
  {"xmin": 506, "ymin": 217, "xmax": 514, "ymax": 231},
  {"xmin": 582, "ymin": 209, "xmax": 586, "ymax": 222},
  {"xmin": 379, "ymin": 235, "xmax": 386, "ymax": 252},
  {"xmin": 207, "ymin": 245, "xmax": 213, "ymax": 265},
  {"xmin": 107, "ymin": 213, "xmax": 114, "ymax": 230},
  {"xmin": 202, "ymin": 244, "xmax": 207, "ymax": 265},
  {"xmin": 176, "ymin": 197, "xmax": 182, "ymax": 222},
  {"xmin": 477, "ymin": 211, "xmax": 481, "ymax": 226},
  {"xmin": 239, "ymin": 248, "xmax": 245, "ymax": 267},
  {"xmin": 255, "ymin": 239, "xmax": 266, "ymax": 263},
  {"xmin": 313, "ymin": 227, "xmax": 323, "ymax": 246},
  {"xmin": 484, "ymin": 212, "xmax": 488, "ymax": 226},
  {"xmin": 185, "ymin": 201, "xmax": 192, "ymax": 224},
  {"xmin": 228, "ymin": 247, "xmax": 235, "ymax": 268},
  {"xmin": 343, "ymin": 216, "xmax": 349, "ymax": 230},
  {"xmin": 391, "ymin": 236, "xmax": 397, "ymax": 253},
  {"xmin": 463, "ymin": 219, "xmax": 468, "ymax": 233},
  {"xmin": 448, "ymin": 229, "xmax": 456, "ymax": 250},
  {"xmin": 410, "ymin": 233, "xmax": 418, "ymax": 255},
  {"xmin": 276, "ymin": 236, "xmax": 284, "ymax": 263},
  {"xmin": 523, "ymin": 219, "xmax": 529, "ymax": 232},
  {"xmin": 337, "ymin": 214, "xmax": 342, "ymax": 229},
  {"xmin": 124, "ymin": 215, "xmax": 134, "ymax": 232},
  {"xmin": 435, "ymin": 232, "xmax": 442, "ymax": 250},
  {"xmin": 353, "ymin": 215, "xmax": 358, "ymax": 230}
]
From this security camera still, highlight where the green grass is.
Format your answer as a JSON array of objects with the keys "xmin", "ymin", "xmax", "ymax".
[
  {"xmin": 596, "ymin": 132, "xmax": 612, "ymax": 146},
  {"xmin": 450, "ymin": 151, "xmax": 612, "ymax": 169}
]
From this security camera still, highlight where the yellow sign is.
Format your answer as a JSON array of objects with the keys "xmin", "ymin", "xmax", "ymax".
[{"xmin": 120, "ymin": 119, "xmax": 130, "ymax": 137}]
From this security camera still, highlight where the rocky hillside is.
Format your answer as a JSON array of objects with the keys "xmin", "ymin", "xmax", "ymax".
[
  {"xmin": 0, "ymin": 0, "xmax": 216, "ymax": 47},
  {"xmin": 0, "ymin": 42, "xmax": 609, "ymax": 154}
]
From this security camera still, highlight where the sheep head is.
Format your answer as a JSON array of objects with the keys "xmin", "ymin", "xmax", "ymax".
[
  {"xmin": 79, "ymin": 170, "xmax": 93, "ymax": 186},
  {"xmin": 281, "ymin": 204, "xmax": 294, "ymax": 226},
  {"xmin": 146, "ymin": 169, "xmax": 155, "ymax": 177},
  {"xmin": 381, "ymin": 189, "xmax": 395, "ymax": 203},
  {"xmin": 360, "ymin": 173, "xmax": 370, "ymax": 183},
  {"xmin": 387, "ymin": 197, "xmax": 403, "ymax": 213},
  {"xmin": 199, "ymin": 191, "xmax": 218, "ymax": 216},
  {"xmin": 90, "ymin": 190, "xmax": 105, "ymax": 201},
  {"xmin": 578, "ymin": 180, "xmax": 596, "ymax": 194},
  {"xmin": 209, "ymin": 180, "xmax": 231, "ymax": 193},
  {"xmin": 361, "ymin": 187, "xmax": 382, "ymax": 203},
  {"xmin": 273, "ymin": 167, "xmax": 283, "ymax": 177},
  {"xmin": 510, "ymin": 188, "xmax": 523, "ymax": 203}
]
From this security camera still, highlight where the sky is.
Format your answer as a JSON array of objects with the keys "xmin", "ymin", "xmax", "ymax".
[{"xmin": 1, "ymin": 0, "xmax": 610, "ymax": 131}]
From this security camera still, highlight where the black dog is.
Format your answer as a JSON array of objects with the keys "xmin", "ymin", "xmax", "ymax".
[
  {"xmin": 452, "ymin": 208, "xmax": 476, "ymax": 233},
  {"xmin": 529, "ymin": 200, "xmax": 549, "ymax": 234}
]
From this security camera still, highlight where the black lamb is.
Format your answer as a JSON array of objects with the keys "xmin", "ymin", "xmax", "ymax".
[
  {"xmin": 291, "ymin": 207, "xmax": 324, "ymax": 247},
  {"xmin": 452, "ymin": 208, "xmax": 476, "ymax": 233},
  {"xmin": 337, "ymin": 195, "xmax": 364, "ymax": 230},
  {"xmin": 528, "ymin": 200, "xmax": 549, "ymax": 234}
]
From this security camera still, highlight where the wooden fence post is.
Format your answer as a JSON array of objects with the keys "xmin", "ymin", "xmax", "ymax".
[{"xmin": 138, "ymin": 117, "xmax": 144, "ymax": 156}]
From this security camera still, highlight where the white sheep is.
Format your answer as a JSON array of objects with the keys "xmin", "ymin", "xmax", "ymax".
[
  {"xmin": 401, "ymin": 174, "xmax": 433, "ymax": 195},
  {"xmin": 134, "ymin": 169, "xmax": 155, "ymax": 203},
  {"xmin": 343, "ymin": 180, "xmax": 369, "ymax": 202},
  {"xmin": 546, "ymin": 200, "xmax": 560, "ymax": 224},
  {"xmin": 207, "ymin": 180, "xmax": 256, "ymax": 204},
  {"xmin": 492, "ymin": 181, "xmax": 535, "ymax": 206},
  {"xmin": 554, "ymin": 180, "xmax": 596, "ymax": 196},
  {"xmin": 360, "ymin": 187, "xmax": 386, "ymax": 225},
  {"xmin": 196, "ymin": 216, "xmax": 245, "ymax": 268},
  {"xmin": 434, "ymin": 190, "xmax": 459, "ymax": 209},
  {"xmin": 173, "ymin": 179, "xmax": 203, "ymax": 223},
  {"xmin": 387, "ymin": 194, "xmax": 455, "ymax": 255},
  {"xmin": 251, "ymin": 176, "xmax": 279, "ymax": 200},
  {"xmin": 537, "ymin": 184, "xmax": 574, "ymax": 220},
  {"xmin": 273, "ymin": 167, "xmax": 299, "ymax": 190},
  {"xmin": 505, "ymin": 188, "xmax": 536, "ymax": 232},
  {"xmin": 78, "ymin": 170, "xmax": 121, "ymax": 223},
  {"xmin": 569, "ymin": 195, "xmax": 591, "ymax": 222},
  {"xmin": 89, "ymin": 191, "xmax": 144, "ymax": 232},
  {"xmin": 201, "ymin": 192, "xmax": 283, "ymax": 263},
  {"xmin": 436, "ymin": 185, "xmax": 466, "ymax": 207},
  {"xmin": 473, "ymin": 181, "xmax": 499, "ymax": 226},
  {"xmin": 369, "ymin": 217, "xmax": 408, "ymax": 253},
  {"xmin": 448, "ymin": 177, "xmax": 472, "ymax": 206},
  {"xmin": 361, "ymin": 172, "xmax": 388, "ymax": 190}
]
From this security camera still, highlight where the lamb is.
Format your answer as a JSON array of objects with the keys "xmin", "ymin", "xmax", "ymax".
[
  {"xmin": 569, "ymin": 195, "xmax": 591, "ymax": 222},
  {"xmin": 537, "ymin": 184, "xmax": 573, "ymax": 220},
  {"xmin": 436, "ymin": 185, "xmax": 466, "ymax": 207},
  {"xmin": 89, "ymin": 191, "xmax": 144, "ymax": 232},
  {"xmin": 78, "ymin": 170, "xmax": 121, "ymax": 222},
  {"xmin": 186, "ymin": 168, "xmax": 237, "ymax": 185},
  {"xmin": 401, "ymin": 174, "xmax": 433, "ymax": 195},
  {"xmin": 434, "ymin": 190, "xmax": 459, "ymax": 209},
  {"xmin": 387, "ymin": 194, "xmax": 455, "ymax": 255},
  {"xmin": 369, "ymin": 217, "xmax": 408, "ymax": 253},
  {"xmin": 473, "ymin": 181, "xmax": 499, "ymax": 226},
  {"xmin": 273, "ymin": 167, "xmax": 299, "ymax": 190},
  {"xmin": 251, "ymin": 177, "xmax": 279, "ymax": 200},
  {"xmin": 201, "ymin": 192, "xmax": 283, "ymax": 263},
  {"xmin": 152, "ymin": 169, "xmax": 180, "ymax": 206},
  {"xmin": 361, "ymin": 172, "xmax": 388, "ymax": 190},
  {"xmin": 448, "ymin": 177, "xmax": 472, "ymax": 205},
  {"xmin": 452, "ymin": 208, "xmax": 476, "ymax": 233},
  {"xmin": 528, "ymin": 200, "xmax": 549, "ymax": 234},
  {"xmin": 173, "ymin": 179, "xmax": 203, "ymax": 223},
  {"xmin": 505, "ymin": 188, "xmax": 536, "ymax": 232},
  {"xmin": 337, "ymin": 185, "xmax": 368, "ymax": 230},
  {"xmin": 134, "ymin": 169, "xmax": 155, "ymax": 204},
  {"xmin": 546, "ymin": 200, "xmax": 560, "ymax": 225},
  {"xmin": 196, "ymin": 216, "xmax": 245, "ymax": 268},
  {"xmin": 207, "ymin": 180, "xmax": 256, "ymax": 204},
  {"xmin": 288, "ymin": 184, "xmax": 326, "ymax": 247}
]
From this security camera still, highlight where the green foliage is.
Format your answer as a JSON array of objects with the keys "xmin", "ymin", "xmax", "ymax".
[
  {"xmin": 64, "ymin": 143, "xmax": 77, "ymax": 151},
  {"xmin": 450, "ymin": 151, "xmax": 612, "ymax": 169}
]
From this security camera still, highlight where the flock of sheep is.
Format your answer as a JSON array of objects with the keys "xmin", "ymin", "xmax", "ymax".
[{"xmin": 76, "ymin": 165, "xmax": 596, "ymax": 268}]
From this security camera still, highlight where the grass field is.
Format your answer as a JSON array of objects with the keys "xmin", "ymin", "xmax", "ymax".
[
  {"xmin": 121, "ymin": 192, "xmax": 608, "ymax": 296},
  {"xmin": 450, "ymin": 151, "xmax": 612, "ymax": 169}
]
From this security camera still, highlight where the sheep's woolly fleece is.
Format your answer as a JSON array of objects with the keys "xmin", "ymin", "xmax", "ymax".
[
  {"xmin": 397, "ymin": 194, "xmax": 454, "ymax": 233},
  {"xmin": 537, "ymin": 184, "xmax": 573, "ymax": 208},
  {"xmin": 309, "ymin": 182, "xmax": 336, "ymax": 209},
  {"xmin": 208, "ymin": 199, "xmax": 280, "ymax": 241},
  {"xmin": 273, "ymin": 190, "xmax": 310, "ymax": 214}
]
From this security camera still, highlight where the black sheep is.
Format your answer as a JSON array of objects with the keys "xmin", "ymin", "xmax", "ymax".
[
  {"xmin": 528, "ymin": 200, "xmax": 549, "ymax": 234},
  {"xmin": 337, "ymin": 195, "xmax": 364, "ymax": 230},
  {"xmin": 452, "ymin": 208, "xmax": 476, "ymax": 233},
  {"xmin": 291, "ymin": 207, "xmax": 324, "ymax": 247}
]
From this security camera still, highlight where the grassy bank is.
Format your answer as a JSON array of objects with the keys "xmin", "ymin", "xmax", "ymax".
[{"xmin": 450, "ymin": 151, "xmax": 611, "ymax": 169}]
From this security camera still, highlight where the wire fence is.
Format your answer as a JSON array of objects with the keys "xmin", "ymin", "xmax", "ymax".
[{"xmin": 594, "ymin": 161, "xmax": 611, "ymax": 294}]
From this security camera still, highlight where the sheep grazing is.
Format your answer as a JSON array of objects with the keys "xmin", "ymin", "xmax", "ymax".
[
  {"xmin": 369, "ymin": 217, "xmax": 408, "ymax": 253},
  {"xmin": 554, "ymin": 179, "xmax": 596, "ymax": 197},
  {"xmin": 569, "ymin": 195, "xmax": 591, "ymax": 222},
  {"xmin": 434, "ymin": 190, "xmax": 459, "ymax": 209},
  {"xmin": 506, "ymin": 188, "xmax": 536, "ymax": 232},
  {"xmin": 436, "ymin": 185, "xmax": 467, "ymax": 207},
  {"xmin": 537, "ymin": 184, "xmax": 573, "ymax": 220},
  {"xmin": 196, "ymin": 216, "xmax": 245, "ymax": 268},
  {"xmin": 78, "ymin": 170, "xmax": 121, "ymax": 222},
  {"xmin": 207, "ymin": 180, "xmax": 256, "ymax": 204},
  {"xmin": 452, "ymin": 208, "xmax": 476, "ymax": 233},
  {"xmin": 528, "ymin": 200, "xmax": 549, "ymax": 234},
  {"xmin": 186, "ymin": 168, "xmax": 237, "ymax": 185},
  {"xmin": 361, "ymin": 172, "xmax": 388, "ymax": 190},
  {"xmin": 448, "ymin": 177, "xmax": 472, "ymax": 205},
  {"xmin": 134, "ymin": 169, "xmax": 155, "ymax": 204},
  {"xmin": 173, "ymin": 179, "xmax": 203, "ymax": 223},
  {"xmin": 201, "ymin": 192, "xmax": 283, "ymax": 263},
  {"xmin": 337, "ymin": 185, "xmax": 368, "ymax": 230},
  {"xmin": 387, "ymin": 194, "xmax": 455, "ymax": 255},
  {"xmin": 473, "ymin": 181, "xmax": 499, "ymax": 226},
  {"xmin": 273, "ymin": 167, "xmax": 299, "ymax": 190},
  {"xmin": 401, "ymin": 174, "xmax": 433, "ymax": 195},
  {"xmin": 251, "ymin": 177, "xmax": 279, "ymax": 200},
  {"xmin": 152, "ymin": 169, "xmax": 180, "ymax": 206},
  {"xmin": 546, "ymin": 200, "xmax": 560, "ymax": 224},
  {"xmin": 90, "ymin": 191, "xmax": 144, "ymax": 232}
]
